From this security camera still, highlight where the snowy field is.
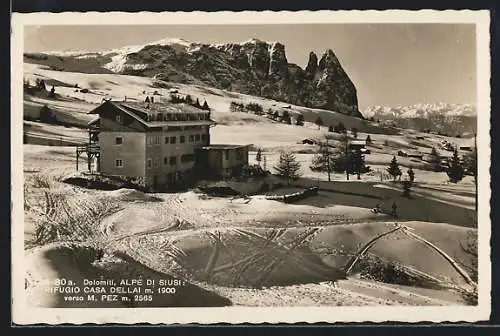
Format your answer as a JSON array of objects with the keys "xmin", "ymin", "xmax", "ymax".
[{"xmin": 21, "ymin": 64, "xmax": 478, "ymax": 307}]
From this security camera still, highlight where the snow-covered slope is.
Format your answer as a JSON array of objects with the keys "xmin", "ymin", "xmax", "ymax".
[{"xmin": 23, "ymin": 63, "xmax": 374, "ymax": 134}]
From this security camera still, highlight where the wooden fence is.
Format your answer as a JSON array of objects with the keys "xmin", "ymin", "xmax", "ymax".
[{"xmin": 265, "ymin": 186, "xmax": 319, "ymax": 203}]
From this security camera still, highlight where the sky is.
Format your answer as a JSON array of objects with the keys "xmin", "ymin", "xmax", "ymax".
[{"xmin": 24, "ymin": 24, "xmax": 477, "ymax": 109}]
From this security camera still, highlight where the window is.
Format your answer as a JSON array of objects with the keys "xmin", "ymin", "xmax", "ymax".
[
  {"xmin": 224, "ymin": 150, "xmax": 229, "ymax": 160},
  {"xmin": 154, "ymin": 158, "xmax": 159, "ymax": 168},
  {"xmin": 115, "ymin": 136, "xmax": 123, "ymax": 145},
  {"xmin": 164, "ymin": 136, "xmax": 169, "ymax": 144},
  {"xmin": 154, "ymin": 136, "xmax": 160, "ymax": 145},
  {"xmin": 115, "ymin": 159, "xmax": 123, "ymax": 168},
  {"xmin": 164, "ymin": 157, "xmax": 169, "ymax": 165},
  {"xmin": 147, "ymin": 159, "xmax": 152, "ymax": 169},
  {"xmin": 170, "ymin": 136, "xmax": 176, "ymax": 144},
  {"xmin": 201, "ymin": 134, "xmax": 207, "ymax": 142},
  {"xmin": 180, "ymin": 135, "xmax": 185, "ymax": 143},
  {"xmin": 147, "ymin": 136, "xmax": 153, "ymax": 145},
  {"xmin": 181, "ymin": 154, "xmax": 195, "ymax": 163},
  {"xmin": 116, "ymin": 115, "xmax": 122, "ymax": 124},
  {"xmin": 195, "ymin": 134, "xmax": 200, "ymax": 141},
  {"xmin": 189, "ymin": 135, "xmax": 194, "ymax": 142},
  {"xmin": 169, "ymin": 156, "xmax": 177, "ymax": 165}
]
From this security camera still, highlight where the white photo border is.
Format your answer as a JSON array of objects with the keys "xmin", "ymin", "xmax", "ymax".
[{"xmin": 11, "ymin": 9, "xmax": 491, "ymax": 324}]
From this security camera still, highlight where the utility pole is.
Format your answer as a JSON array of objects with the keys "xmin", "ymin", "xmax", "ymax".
[
  {"xmin": 344, "ymin": 133, "xmax": 350, "ymax": 181},
  {"xmin": 326, "ymin": 137, "xmax": 331, "ymax": 182}
]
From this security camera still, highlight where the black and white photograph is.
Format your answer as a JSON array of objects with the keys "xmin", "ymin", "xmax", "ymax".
[{"xmin": 11, "ymin": 10, "xmax": 491, "ymax": 324}]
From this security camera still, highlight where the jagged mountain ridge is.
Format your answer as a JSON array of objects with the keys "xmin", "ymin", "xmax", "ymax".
[
  {"xmin": 363, "ymin": 103, "xmax": 477, "ymax": 135},
  {"xmin": 24, "ymin": 37, "xmax": 362, "ymax": 118}
]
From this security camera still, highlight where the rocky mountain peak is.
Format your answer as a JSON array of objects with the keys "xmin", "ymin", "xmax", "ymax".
[
  {"xmin": 244, "ymin": 38, "xmax": 265, "ymax": 44},
  {"xmin": 28, "ymin": 38, "xmax": 362, "ymax": 118},
  {"xmin": 268, "ymin": 42, "xmax": 288, "ymax": 76},
  {"xmin": 318, "ymin": 49, "xmax": 341, "ymax": 71},
  {"xmin": 305, "ymin": 52, "xmax": 318, "ymax": 79}
]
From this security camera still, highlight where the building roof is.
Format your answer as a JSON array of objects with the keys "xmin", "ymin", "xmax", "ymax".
[
  {"xmin": 88, "ymin": 100, "xmax": 215, "ymax": 129},
  {"xmin": 87, "ymin": 116, "xmax": 100, "ymax": 126},
  {"xmin": 120, "ymin": 101, "xmax": 209, "ymax": 116}
]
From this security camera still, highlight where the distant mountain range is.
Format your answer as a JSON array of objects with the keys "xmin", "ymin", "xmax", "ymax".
[
  {"xmin": 24, "ymin": 37, "xmax": 362, "ymax": 118},
  {"xmin": 363, "ymin": 103, "xmax": 477, "ymax": 136}
]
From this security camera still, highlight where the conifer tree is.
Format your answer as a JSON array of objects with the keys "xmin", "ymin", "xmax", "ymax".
[
  {"xmin": 202, "ymin": 100, "xmax": 210, "ymax": 110},
  {"xmin": 274, "ymin": 151, "xmax": 302, "ymax": 185},
  {"xmin": 230, "ymin": 101, "xmax": 238, "ymax": 112},
  {"xmin": 311, "ymin": 141, "xmax": 334, "ymax": 181},
  {"xmin": 407, "ymin": 167, "xmax": 415, "ymax": 184},
  {"xmin": 349, "ymin": 149, "xmax": 365, "ymax": 180},
  {"xmin": 464, "ymin": 145, "xmax": 477, "ymax": 185},
  {"xmin": 282, "ymin": 110, "xmax": 292, "ymax": 124},
  {"xmin": 296, "ymin": 114, "xmax": 305, "ymax": 126},
  {"xmin": 48, "ymin": 86, "xmax": 56, "ymax": 98},
  {"xmin": 39, "ymin": 79, "xmax": 47, "ymax": 91},
  {"xmin": 256, "ymin": 148, "xmax": 263, "ymax": 166},
  {"xmin": 194, "ymin": 98, "xmax": 201, "ymax": 108},
  {"xmin": 336, "ymin": 121, "xmax": 347, "ymax": 134},
  {"xmin": 447, "ymin": 148, "xmax": 465, "ymax": 183},
  {"xmin": 429, "ymin": 147, "xmax": 442, "ymax": 172},
  {"xmin": 366, "ymin": 135, "xmax": 372, "ymax": 145},
  {"xmin": 387, "ymin": 156, "xmax": 402, "ymax": 181},
  {"xmin": 273, "ymin": 110, "xmax": 280, "ymax": 120}
]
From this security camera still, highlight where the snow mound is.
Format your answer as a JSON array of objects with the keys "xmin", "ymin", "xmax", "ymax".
[{"xmin": 104, "ymin": 188, "xmax": 163, "ymax": 202}]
